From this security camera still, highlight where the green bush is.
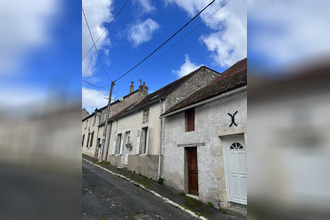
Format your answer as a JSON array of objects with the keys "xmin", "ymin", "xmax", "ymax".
[
  {"xmin": 207, "ymin": 202, "xmax": 214, "ymax": 208},
  {"xmin": 179, "ymin": 190, "xmax": 186, "ymax": 196},
  {"xmin": 157, "ymin": 177, "xmax": 164, "ymax": 184}
]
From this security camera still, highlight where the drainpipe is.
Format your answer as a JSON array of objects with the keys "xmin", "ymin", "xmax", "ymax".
[{"xmin": 158, "ymin": 99, "xmax": 163, "ymax": 179}]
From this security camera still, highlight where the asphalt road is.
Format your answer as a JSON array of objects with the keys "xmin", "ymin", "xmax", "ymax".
[{"xmin": 82, "ymin": 160, "xmax": 194, "ymax": 220}]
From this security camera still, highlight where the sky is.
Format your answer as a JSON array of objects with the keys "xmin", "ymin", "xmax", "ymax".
[
  {"xmin": 0, "ymin": 0, "xmax": 81, "ymax": 112},
  {"xmin": 82, "ymin": 0, "xmax": 247, "ymax": 113},
  {"xmin": 1, "ymin": 0, "xmax": 329, "ymax": 114}
]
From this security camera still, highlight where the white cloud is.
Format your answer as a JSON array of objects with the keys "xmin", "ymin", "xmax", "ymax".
[
  {"xmin": 82, "ymin": 87, "xmax": 109, "ymax": 113},
  {"xmin": 82, "ymin": 0, "xmax": 113, "ymax": 77},
  {"xmin": 0, "ymin": 0, "xmax": 57, "ymax": 74},
  {"xmin": 164, "ymin": 0, "xmax": 247, "ymax": 68},
  {"xmin": 127, "ymin": 18, "xmax": 160, "ymax": 47},
  {"xmin": 134, "ymin": 0, "xmax": 156, "ymax": 14},
  {"xmin": 173, "ymin": 54, "xmax": 201, "ymax": 78}
]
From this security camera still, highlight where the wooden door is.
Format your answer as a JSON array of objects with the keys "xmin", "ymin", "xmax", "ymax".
[{"xmin": 188, "ymin": 147, "xmax": 199, "ymax": 195}]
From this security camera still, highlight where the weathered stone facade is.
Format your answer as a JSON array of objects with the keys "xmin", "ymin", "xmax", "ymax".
[{"xmin": 162, "ymin": 90, "xmax": 247, "ymax": 211}]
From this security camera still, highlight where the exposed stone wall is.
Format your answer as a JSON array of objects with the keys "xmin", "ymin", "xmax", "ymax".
[
  {"xmin": 162, "ymin": 90, "xmax": 247, "ymax": 209},
  {"xmin": 165, "ymin": 68, "xmax": 220, "ymax": 111}
]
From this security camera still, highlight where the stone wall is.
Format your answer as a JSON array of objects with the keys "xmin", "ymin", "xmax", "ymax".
[
  {"xmin": 165, "ymin": 67, "xmax": 219, "ymax": 111},
  {"xmin": 162, "ymin": 90, "xmax": 247, "ymax": 209}
]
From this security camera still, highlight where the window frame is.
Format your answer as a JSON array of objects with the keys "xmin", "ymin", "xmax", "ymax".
[
  {"xmin": 185, "ymin": 108, "xmax": 195, "ymax": 132},
  {"xmin": 142, "ymin": 108, "xmax": 150, "ymax": 124}
]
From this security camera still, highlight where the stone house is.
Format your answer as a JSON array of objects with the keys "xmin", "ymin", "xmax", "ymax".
[
  {"xmin": 160, "ymin": 58, "xmax": 247, "ymax": 215},
  {"xmin": 105, "ymin": 66, "xmax": 220, "ymax": 179},
  {"xmin": 82, "ymin": 83, "xmax": 148, "ymax": 159}
]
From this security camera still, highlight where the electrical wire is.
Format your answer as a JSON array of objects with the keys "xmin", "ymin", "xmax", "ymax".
[
  {"xmin": 82, "ymin": 7, "xmax": 112, "ymax": 81},
  {"xmin": 82, "ymin": 79, "xmax": 110, "ymax": 88},
  {"xmin": 113, "ymin": 0, "xmax": 231, "ymax": 95},
  {"xmin": 113, "ymin": 0, "xmax": 216, "ymax": 83},
  {"xmin": 82, "ymin": 0, "xmax": 130, "ymax": 61}
]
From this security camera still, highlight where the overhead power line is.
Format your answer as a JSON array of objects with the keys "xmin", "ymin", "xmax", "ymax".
[
  {"xmin": 82, "ymin": 79, "xmax": 110, "ymax": 88},
  {"xmin": 82, "ymin": 0, "xmax": 130, "ymax": 61},
  {"xmin": 113, "ymin": 0, "xmax": 231, "ymax": 95},
  {"xmin": 113, "ymin": 0, "xmax": 216, "ymax": 82},
  {"xmin": 82, "ymin": 7, "xmax": 112, "ymax": 81}
]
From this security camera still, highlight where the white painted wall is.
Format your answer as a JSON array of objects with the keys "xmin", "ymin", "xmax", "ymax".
[
  {"xmin": 107, "ymin": 102, "xmax": 161, "ymax": 163},
  {"xmin": 163, "ymin": 90, "xmax": 247, "ymax": 208}
]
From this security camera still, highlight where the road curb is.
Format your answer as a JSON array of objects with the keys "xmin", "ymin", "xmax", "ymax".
[{"xmin": 83, "ymin": 158, "xmax": 207, "ymax": 220}]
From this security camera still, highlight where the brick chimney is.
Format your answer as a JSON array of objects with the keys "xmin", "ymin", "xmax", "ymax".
[
  {"xmin": 138, "ymin": 82, "xmax": 148, "ymax": 100},
  {"xmin": 130, "ymin": 82, "xmax": 134, "ymax": 93}
]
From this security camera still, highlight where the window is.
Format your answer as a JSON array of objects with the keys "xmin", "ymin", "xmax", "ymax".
[
  {"xmin": 93, "ymin": 115, "xmax": 96, "ymax": 125},
  {"xmin": 142, "ymin": 108, "xmax": 150, "ymax": 123},
  {"xmin": 85, "ymin": 120, "xmax": 88, "ymax": 129},
  {"xmin": 140, "ymin": 127, "xmax": 148, "ymax": 154},
  {"xmin": 125, "ymin": 131, "xmax": 132, "ymax": 149},
  {"xmin": 230, "ymin": 142, "xmax": 244, "ymax": 150},
  {"xmin": 82, "ymin": 134, "xmax": 85, "ymax": 147},
  {"xmin": 86, "ymin": 133, "xmax": 90, "ymax": 147},
  {"xmin": 126, "ymin": 131, "xmax": 131, "ymax": 144},
  {"xmin": 90, "ymin": 131, "xmax": 94, "ymax": 147},
  {"xmin": 115, "ymin": 134, "xmax": 122, "ymax": 154},
  {"xmin": 185, "ymin": 108, "xmax": 195, "ymax": 132}
]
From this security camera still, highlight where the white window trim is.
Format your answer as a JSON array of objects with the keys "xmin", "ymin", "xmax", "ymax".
[{"xmin": 136, "ymin": 128, "xmax": 141, "ymax": 155}]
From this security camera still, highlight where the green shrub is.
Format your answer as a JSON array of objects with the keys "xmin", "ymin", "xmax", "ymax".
[
  {"xmin": 207, "ymin": 202, "xmax": 214, "ymax": 208},
  {"xmin": 157, "ymin": 177, "xmax": 164, "ymax": 184},
  {"xmin": 179, "ymin": 190, "xmax": 186, "ymax": 196},
  {"xmin": 219, "ymin": 207, "xmax": 227, "ymax": 214}
]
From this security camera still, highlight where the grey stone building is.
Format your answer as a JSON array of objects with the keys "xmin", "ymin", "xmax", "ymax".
[
  {"xmin": 105, "ymin": 66, "xmax": 221, "ymax": 179},
  {"xmin": 161, "ymin": 58, "xmax": 247, "ymax": 216}
]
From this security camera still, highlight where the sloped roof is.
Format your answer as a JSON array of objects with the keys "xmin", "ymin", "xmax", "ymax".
[
  {"xmin": 107, "ymin": 65, "xmax": 219, "ymax": 121},
  {"xmin": 162, "ymin": 58, "xmax": 247, "ymax": 116},
  {"xmin": 98, "ymin": 102, "xmax": 137, "ymax": 127},
  {"xmin": 221, "ymin": 58, "xmax": 247, "ymax": 77}
]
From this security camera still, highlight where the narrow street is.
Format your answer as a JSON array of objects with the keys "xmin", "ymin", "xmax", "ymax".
[{"xmin": 82, "ymin": 160, "xmax": 193, "ymax": 220}]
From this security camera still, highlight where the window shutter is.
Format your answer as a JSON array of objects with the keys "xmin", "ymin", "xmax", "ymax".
[
  {"xmin": 136, "ymin": 129, "xmax": 141, "ymax": 155},
  {"xmin": 186, "ymin": 108, "xmax": 195, "ymax": 131},
  {"xmin": 145, "ymin": 128, "xmax": 150, "ymax": 154},
  {"xmin": 119, "ymin": 138, "xmax": 124, "ymax": 154},
  {"xmin": 112, "ymin": 137, "xmax": 116, "ymax": 155},
  {"xmin": 90, "ymin": 131, "xmax": 94, "ymax": 147}
]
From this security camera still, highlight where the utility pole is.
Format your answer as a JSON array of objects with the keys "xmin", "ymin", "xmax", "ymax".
[{"xmin": 99, "ymin": 81, "xmax": 115, "ymax": 162}]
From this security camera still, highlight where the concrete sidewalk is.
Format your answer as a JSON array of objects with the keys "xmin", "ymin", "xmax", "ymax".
[{"xmin": 83, "ymin": 155, "xmax": 244, "ymax": 220}]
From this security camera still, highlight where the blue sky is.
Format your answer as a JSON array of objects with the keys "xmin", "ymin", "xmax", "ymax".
[
  {"xmin": 82, "ymin": 0, "xmax": 247, "ymax": 113},
  {"xmin": 0, "ymin": 0, "xmax": 81, "ymax": 110}
]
